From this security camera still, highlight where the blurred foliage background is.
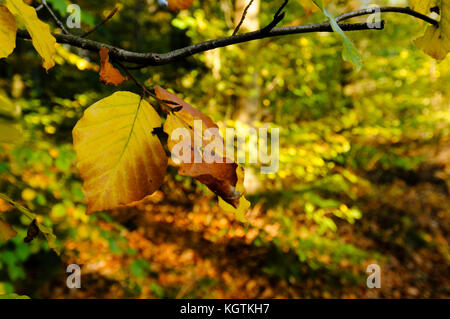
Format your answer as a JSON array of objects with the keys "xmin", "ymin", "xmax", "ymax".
[{"xmin": 0, "ymin": 0, "xmax": 449, "ymax": 298}]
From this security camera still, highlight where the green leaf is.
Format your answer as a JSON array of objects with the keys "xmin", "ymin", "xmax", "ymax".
[
  {"xmin": 150, "ymin": 282, "xmax": 165, "ymax": 298},
  {"xmin": 0, "ymin": 193, "xmax": 61, "ymax": 255},
  {"xmin": 312, "ymin": 0, "xmax": 362, "ymax": 70},
  {"xmin": 130, "ymin": 259, "xmax": 150, "ymax": 277}
]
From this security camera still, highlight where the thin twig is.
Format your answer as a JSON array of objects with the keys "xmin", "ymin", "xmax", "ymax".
[
  {"xmin": 16, "ymin": 7, "xmax": 436, "ymax": 67},
  {"xmin": 82, "ymin": 7, "xmax": 119, "ymax": 38},
  {"xmin": 42, "ymin": 0, "xmax": 70, "ymax": 35},
  {"xmin": 262, "ymin": 0, "xmax": 289, "ymax": 32},
  {"xmin": 273, "ymin": 0, "xmax": 289, "ymax": 21},
  {"xmin": 233, "ymin": 0, "xmax": 255, "ymax": 36}
]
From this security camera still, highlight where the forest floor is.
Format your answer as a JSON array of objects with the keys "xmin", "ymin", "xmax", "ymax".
[{"xmin": 43, "ymin": 139, "xmax": 449, "ymax": 299}]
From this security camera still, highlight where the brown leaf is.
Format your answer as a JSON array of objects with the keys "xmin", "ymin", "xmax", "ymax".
[
  {"xmin": 155, "ymin": 85, "xmax": 243, "ymax": 208},
  {"xmin": 168, "ymin": 0, "xmax": 194, "ymax": 11},
  {"xmin": 99, "ymin": 47, "xmax": 129, "ymax": 86}
]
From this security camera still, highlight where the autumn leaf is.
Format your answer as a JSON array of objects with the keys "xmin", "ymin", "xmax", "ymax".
[
  {"xmin": 412, "ymin": 0, "xmax": 450, "ymax": 60},
  {"xmin": 73, "ymin": 91, "xmax": 168, "ymax": 214},
  {"xmin": 0, "ymin": 193, "xmax": 60, "ymax": 254},
  {"xmin": 410, "ymin": 0, "xmax": 436, "ymax": 15},
  {"xmin": 5, "ymin": 0, "xmax": 56, "ymax": 70},
  {"xmin": 0, "ymin": 217, "xmax": 17, "ymax": 242},
  {"xmin": 0, "ymin": 5, "xmax": 17, "ymax": 59},
  {"xmin": 155, "ymin": 85, "xmax": 250, "ymax": 216},
  {"xmin": 99, "ymin": 47, "xmax": 129, "ymax": 86},
  {"xmin": 168, "ymin": 0, "xmax": 194, "ymax": 11},
  {"xmin": 218, "ymin": 166, "xmax": 251, "ymax": 222}
]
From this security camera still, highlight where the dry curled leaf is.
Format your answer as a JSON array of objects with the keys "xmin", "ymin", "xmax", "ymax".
[
  {"xmin": 155, "ymin": 85, "xmax": 249, "ymax": 214},
  {"xmin": 99, "ymin": 47, "xmax": 129, "ymax": 85}
]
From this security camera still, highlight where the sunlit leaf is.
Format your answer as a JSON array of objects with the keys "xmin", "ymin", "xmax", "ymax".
[
  {"xmin": 412, "ymin": 0, "xmax": 450, "ymax": 60},
  {"xmin": 218, "ymin": 166, "xmax": 251, "ymax": 222},
  {"xmin": 0, "ymin": 5, "xmax": 17, "ymax": 59},
  {"xmin": 5, "ymin": 0, "xmax": 56, "ymax": 70},
  {"xmin": 410, "ymin": 0, "xmax": 435, "ymax": 15},
  {"xmin": 73, "ymin": 91, "xmax": 168, "ymax": 214},
  {"xmin": 99, "ymin": 47, "xmax": 129, "ymax": 86}
]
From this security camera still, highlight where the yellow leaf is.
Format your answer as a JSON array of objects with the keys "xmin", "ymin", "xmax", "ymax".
[
  {"xmin": 0, "ymin": 119, "xmax": 22, "ymax": 145},
  {"xmin": 413, "ymin": 0, "xmax": 450, "ymax": 60},
  {"xmin": 0, "ymin": 218, "xmax": 17, "ymax": 242},
  {"xmin": 0, "ymin": 5, "xmax": 17, "ymax": 59},
  {"xmin": 73, "ymin": 92, "xmax": 168, "ymax": 214},
  {"xmin": 5, "ymin": 0, "xmax": 56, "ymax": 70},
  {"xmin": 218, "ymin": 166, "xmax": 251, "ymax": 222},
  {"xmin": 410, "ymin": 0, "xmax": 435, "ymax": 14}
]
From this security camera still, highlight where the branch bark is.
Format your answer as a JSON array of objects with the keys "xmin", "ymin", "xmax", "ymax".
[
  {"xmin": 16, "ymin": 6, "xmax": 437, "ymax": 67},
  {"xmin": 17, "ymin": 22, "xmax": 383, "ymax": 66}
]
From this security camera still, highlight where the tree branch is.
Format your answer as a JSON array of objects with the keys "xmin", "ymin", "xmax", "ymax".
[
  {"xmin": 17, "ymin": 22, "xmax": 383, "ymax": 66},
  {"xmin": 261, "ymin": 0, "xmax": 289, "ymax": 33},
  {"xmin": 16, "ymin": 6, "xmax": 437, "ymax": 67},
  {"xmin": 335, "ymin": 6, "xmax": 438, "ymax": 26},
  {"xmin": 82, "ymin": 7, "xmax": 119, "ymax": 38}
]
